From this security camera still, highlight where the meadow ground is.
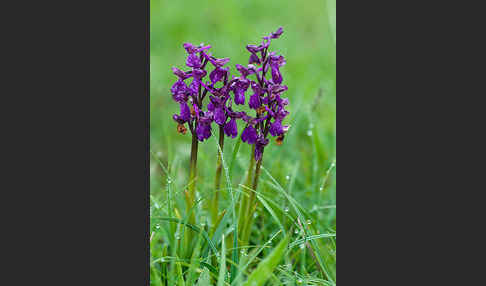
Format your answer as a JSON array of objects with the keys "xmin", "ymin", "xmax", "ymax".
[{"xmin": 150, "ymin": 0, "xmax": 335, "ymax": 285}]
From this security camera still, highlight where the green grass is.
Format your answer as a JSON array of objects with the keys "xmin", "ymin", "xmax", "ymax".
[{"xmin": 150, "ymin": 0, "xmax": 336, "ymax": 285}]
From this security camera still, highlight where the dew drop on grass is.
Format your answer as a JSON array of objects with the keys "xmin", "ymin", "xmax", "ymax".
[
  {"xmin": 319, "ymin": 186, "xmax": 323, "ymax": 191},
  {"xmin": 307, "ymin": 130, "xmax": 313, "ymax": 136},
  {"xmin": 284, "ymin": 207, "xmax": 289, "ymax": 213},
  {"xmin": 294, "ymin": 229, "xmax": 299, "ymax": 234},
  {"xmin": 297, "ymin": 279, "xmax": 303, "ymax": 284},
  {"xmin": 300, "ymin": 243, "xmax": 305, "ymax": 249},
  {"xmin": 174, "ymin": 232, "xmax": 180, "ymax": 240},
  {"xmin": 155, "ymin": 224, "xmax": 160, "ymax": 229},
  {"xmin": 253, "ymin": 212, "xmax": 258, "ymax": 218},
  {"xmin": 306, "ymin": 219, "xmax": 312, "ymax": 225},
  {"xmin": 286, "ymin": 175, "xmax": 290, "ymax": 180}
]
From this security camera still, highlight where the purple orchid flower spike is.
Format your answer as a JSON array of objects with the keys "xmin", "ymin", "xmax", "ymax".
[{"xmin": 236, "ymin": 27, "xmax": 290, "ymax": 161}]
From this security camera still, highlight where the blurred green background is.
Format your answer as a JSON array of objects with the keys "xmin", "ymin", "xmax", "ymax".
[{"xmin": 150, "ymin": 0, "xmax": 335, "ymax": 197}]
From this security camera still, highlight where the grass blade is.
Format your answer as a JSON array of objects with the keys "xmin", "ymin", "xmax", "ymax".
[
  {"xmin": 242, "ymin": 233, "xmax": 290, "ymax": 286},
  {"xmin": 217, "ymin": 235, "xmax": 227, "ymax": 286},
  {"xmin": 154, "ymin": 217, "xmax": 218, "ymax": 256},
  {"xmin": 196, "ymin": 268, "xmax": 211, "ymax": 286}
]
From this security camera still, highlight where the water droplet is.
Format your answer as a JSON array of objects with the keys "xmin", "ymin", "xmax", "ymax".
[
  {"xmin": 156, "ymin": 151, "xmax": 162, "ymax": 157},
  {"xmin": 319, "ymin": 186, "xmax": 323, "ymax": 191},
  {"xmin": 253, "ymin": 213, "xmax": 258, "ymax": 218},
  {"xmin": 294, "ymin": 229, "xmax": 299, "ymax": 234},
  {"xmin": 175, "ymin": 232, "xmax": 180, "ymax": 240},
  {"xmin": 155, "ymin": 224, "xmax": 160, "ymax": 229},
  {"xmin": 285, "ymin": 175, "xmax": 290, "ymax": 180},
  {"xmin": 297, "ymin": 279, "xmax": 303, "ymax": 284},
  {"xmin": 306, "ymin": 219, "xmax": 312, "ymax": 225},
  {"xmin": 307, "ymin": 130, "xmax": 313, "ymax": 136},
  {"xmin": 167, "ymin": 179, "xmax": 172, "ymax": 184},
  {"xmin": 300, "ymin": 243, "xmax": 305, "ymax": 249},
  {"xmin": 284, "ymin": 207, "xmax": 289, "ymax": 213}
]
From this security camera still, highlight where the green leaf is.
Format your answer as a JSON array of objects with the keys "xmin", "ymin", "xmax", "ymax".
[
  {"xmin": 196, "ymin": 268, "xmax": 211, "ymax": 286},
  {"xmin": 217, "ymin": 235, "xmax": 227, "ymax": 286},
  {"xmin": 153, "ymin": 217, "xmax": 218, "ymax": 257},
  {"xmin": 242, "ymin": 233, "xmax": 290, "ymax": 286}
]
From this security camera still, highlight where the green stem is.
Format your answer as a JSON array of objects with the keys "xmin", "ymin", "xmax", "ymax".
[
  {"xmin": 183, "ymin": 132, "xmax": 199, "ymax": 258},
  {"xmin": 238, "ymin": 144, "xmax": 255, "ymax": 241},
  {"xmin": 187, "ymin": 133, "xmax": 198, "ymax": 224},
  {"xmin": 211, "ymin": 125, "xmax": 224, "ymax": 225},
  {"xmin": 242, "ymin": 154, "xmax": 263, "ymax": 245}
]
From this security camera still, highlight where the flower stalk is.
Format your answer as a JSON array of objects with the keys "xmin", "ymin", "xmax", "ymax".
[
  {"xmin": 238, "ymin": 143, "xmax": 255, "ymax": 238},
  {"xmin": 186, "ymin": 125, "xmax": 199, "ymax": 224},
  {"xmin": 211, "ymin": 125, "xmax": 224, "ymax": 224}
]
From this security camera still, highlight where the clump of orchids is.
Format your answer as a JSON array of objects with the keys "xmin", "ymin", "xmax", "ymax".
[{"xmin": 170, "ymin": 27, "xmax": 289, "ymax": 245}]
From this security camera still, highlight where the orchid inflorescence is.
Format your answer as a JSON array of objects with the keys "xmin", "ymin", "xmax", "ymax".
[
  {"xmin": 170, "ymin": 27, "xmax": 289, "ymax": 245},
  {"xmin": 171, "ymin": 26, "xmax": 289, "ymax": 161}
]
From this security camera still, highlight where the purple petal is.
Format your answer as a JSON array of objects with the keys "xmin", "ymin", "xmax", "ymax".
[
  {"xmin": 224, "ymin": 118, "xmax": 238, "ymax": 138},
  {"xmin": 183, "ymin": 43, "xmax": 198, "ymax": 54},
  {"xmin": 189, "ymin": 79, "xmax": 200, "ymax": 95},
  {"xmin": 235, "ymin": 64, "xmax": 255, "ymax": 77},
  {"xmin": 207, "ymin": 102, "xmax": 215, "ymax": 112},
  {"xmin": 192, "ymin": 68, "xmax": 207, "ymax": 79},
  {"xmin": 269, "ymin": 120, "xmax": 283, "ymax": 137},
  {"xmin": 234, "ymin": 88, "xmax": 245, "ymax": 105},
  {"xmin": 270, "ymin": 26, "xmax": 284, "ymax": 39},
  {"xmin": 196, "ymin": 121, "xmax": 212, "ymax": 142},
  {"xmin": 209, "ymin": 67, "xmax": 227, "ymax": 83},
  {"xmin": 249, "ymin": 53, "xmax": 261, "ymax": 65},
  {"xmin": 172, "ymin": 67, "xmax": 191, "ymax": 80},
  {"xmin": 246, "ymin": 44, "xmax": 263, "ymax": 53},
  {"xmin": 241, "ymin": 125, "xmax": 257, "ymax": 144},
  {"xmin": 186, "ymin": 53, "xmax": 201, "ymax": 68},
  {"xmin": 207, "ymin": 56, "xmax": 230, "ymax": 67},
  {"xmin": 180, "ymin": 102, "xmax": 191, "ymax": 122},
  {"xmin": 271, "ymin": 66, "xmax": 283, "ymax": 84},
  {"xmin": 214, "ymin": 107, "xmax": 226, "ymax": 126},
  {"xmin": 249, "ymin": 93, "xmax": 261, "ymax": 109}
]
